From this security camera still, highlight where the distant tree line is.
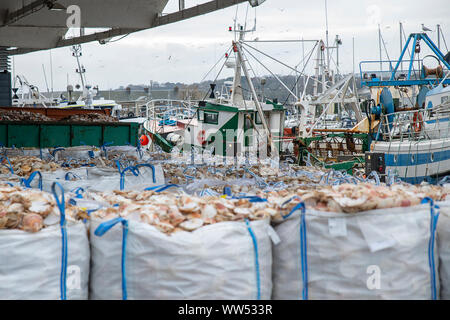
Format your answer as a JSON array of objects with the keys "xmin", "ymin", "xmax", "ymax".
[{"xmin": 117, "ymin": 74, "xmax": 362, "ymax": 104}]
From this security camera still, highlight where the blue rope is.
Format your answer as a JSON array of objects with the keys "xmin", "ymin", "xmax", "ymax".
[
  {"xmin": 0, "ymin": 155, "xmax": 14, "ymax": 174},
  {"xmin": 94, "ymin": 217, "xmax": 129, "ymax": 300},
  {"xmin": 279, "ymin": 197, "xmax": 308, "ymax": 299},
  {"xmin": 421, "ymin": 197, "xmax": 440, "ymax": 300},
  {"xmin": 51, "ymin": 147, "xmax": 65, "ymax": 158},
  {"xmin": 65, "ymin": 172, "xmax": 81, "ymax": 181},
  {"xmin": 366, "ymin": 171, "xmax": 381, "ymax": 185},
  {"xmin": 144, "ymin": 184, "xmax": 179, "ymax": 192},
  {"xmin": 121, "ymin": 221, "xmax": 129, "ymax": 300},
  {"xmin": 299, "ymin": 203, "xmax": 308, "ymax": 300},
  {"xmin": 101, "ymin": 142, "xmax": 114, "ymax": 158},
  {"xmin": 136, "ymin": 143, "xmax": 143, "ymax": 160},
  {"xmin": 119, "ymin": 166, "xmax": 140, "ymax": 191},
  {"xmin": 52, "ymin": 182, "xmax": 67, "ymax": 300},
  {"xmin": 117, "ymin": 161, "xmax": 155, "ymax": 190},
  {"xmin": 20, "ymin": 171, "xmax": 42, "ymax": 191},
  {"xmin": 71, "ymin": 187, "xmax": 85, "ymax": 199},
  {"xmin": 281, "ymin": 196, "xmax": 303, "ymax": 220},
  {"xmin": 135, "ymin": 164, "xmax": 156, "ymax": 184},
  {"xmin": 233, "ymin": 195, "xmax": 268, "ymax": 203},
  {"xmin": 245, "ymin": 219, "xmax": 261, "ymax": 300}
]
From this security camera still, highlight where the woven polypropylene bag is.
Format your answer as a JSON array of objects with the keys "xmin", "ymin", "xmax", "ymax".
[
  {"xmin": 272, "ymin": 204, "xmax": 438, "ymax": 300},
  {"xmin": 0, "ymin": 222, "xmax": 90, "ymax": 299},
  {"xmin": 89, "ymin": 219, "xmax": 272, "ymax": 300}
]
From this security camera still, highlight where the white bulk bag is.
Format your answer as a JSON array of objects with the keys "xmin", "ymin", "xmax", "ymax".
[
  {"xmin": 0, "ymin": 222, "xmax": 90, "ymax": 299},
  {"xmin": 22, "ymin": 169, "xmax": 91, "ymax": 194},
  {"xmin": 53, "ymin": 146, "xmax": 100, "ymax": 162},
  {"xmin": 437, "ymin": 201, "xmax": 450, "ymax": 300},
  {"xmin": 85, "ymin": 164, "xmax": 164, "ymax": 192},
  {"xmin": 105, "ymin": 145, "xmax": 145, "ymax": 159},
  {"xmin": 272, "ymin": 202, "xmax": 439, "ymax": 300},
  {"xmin": 89, "ymin": 218, "xmax": 273, "ymax": 300}
]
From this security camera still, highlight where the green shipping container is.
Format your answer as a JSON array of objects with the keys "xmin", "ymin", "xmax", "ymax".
[{"xmin": 0, "ymin": 121, "xmax": 139, "ymax": 148}]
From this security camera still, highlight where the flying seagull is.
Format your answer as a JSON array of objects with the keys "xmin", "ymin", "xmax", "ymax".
[{"xmin": 421, "ymin": 24, "xmax": 432, "ymax": 32}]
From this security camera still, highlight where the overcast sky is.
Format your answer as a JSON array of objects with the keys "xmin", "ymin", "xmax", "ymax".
[{"xmin": 11, "ymin": 0, "xmax": 450, "ymax": 92}]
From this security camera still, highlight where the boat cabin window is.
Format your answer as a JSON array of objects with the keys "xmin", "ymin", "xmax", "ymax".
[
  {"xmin": 198, "ymin": 110, "xmax": 205, "ymax": 121},
  {"xmin": 442, "ymin": 96, "xmax": 449, "ymax": 104},
  {"xmin": 204, "ymin": 111, "xmax": 219, "ymax": 124},
  {"xmin": 255, "ymin": 112, "xmax": 263, "ymax": 125}
]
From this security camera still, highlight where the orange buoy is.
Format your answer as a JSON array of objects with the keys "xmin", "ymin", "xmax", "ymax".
[
  {"xmin": 412, "ymin": 112, "xmax": 423, "ymax": 133},
  {"xmin": 140, "ymin": 135, "xmax": 150, "ymax": 146},
  {"xmin": 197, "ymin": 130, "xmax": 207, "ymax": 145}
]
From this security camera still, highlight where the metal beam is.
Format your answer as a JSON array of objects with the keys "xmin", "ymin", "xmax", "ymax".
[
  {"xmin": 242, "ymin": 40, "xmax": 318, "ymax": 43},
  {"xmin": 9, "ymin": 0, "xmax": 251, "ymax": 55},
  {"xmin": 3, "ymin": 0, "xmax": 56, "ymax": 26},
  {"xmin": 152, "ymin": 0, "xmax": 248, "ymax": 28},
  {"xmin": 363, "ymin": 79, "xmax": 450, "ymax": 87}
]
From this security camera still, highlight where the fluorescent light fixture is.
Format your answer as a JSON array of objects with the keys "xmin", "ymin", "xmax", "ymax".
[
  {"xmin": 46, "ymin": 1, "xmax": 66, "ymax": 11},
  {"xmin": 248, "ymin": 0, "xmax": 266, "ymax": 7}
]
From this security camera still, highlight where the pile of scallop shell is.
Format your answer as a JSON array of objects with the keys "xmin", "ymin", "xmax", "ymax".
[
  {"xmin": 87, "ymin": 183, "xmax": 449, "ymax": 234},
  {"xmin": 88, "ymin": 190, "xmax": 280, "ymax": 234},
  {"xmin": 0, "ymin": 110, "xmax": 53, "ymax": 122},
  {"xmin": 0, "ymin": 186, "xmax": 87, "ymax": 233},
  {"xmin": 0, "ymin": 154, "xmax": 145, "ymax": 176},
  {"xmin": 163, "ymin": 162, "xmax": 325, "ymax": 186},
  {"xmin": 1, "ymin": 156, "xmax": 61, "ymax": 176},
  {"xmin": 61, "ymin": 113, "xmax": 118, "ymax": 123},
  {"xmin": 260, "ymin": 182, "xmax": 449, "ymax": 216}
]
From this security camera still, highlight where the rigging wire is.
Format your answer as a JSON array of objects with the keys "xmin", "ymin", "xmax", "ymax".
[
  {"xmin": 199, "ymin": 45, "xmax": 233, "ymax": 83},
  {"xmin": 201, "ymin": 47, "xmax": 233, "ymax": 101},
  {"xmin": 241, "ymin": 41, "xmax": 325, "ymax": 88},
  {"xmin": 240, "ymin": 41, "xmax": 318, "ymax": 105},
  {"xmin": 282, "ymin": 41, "xmax": 319, "ymax": 105},
  {"xmin": 243, "ymin": 2, "xmax": 250, "ymax": 31},
  {"xmin": 241, "ymin": 46, "xmax": 298, "ymax": 101},
  {"xmin": 379, "ymin": 31, "xmax": 393, "ymax": 71}
]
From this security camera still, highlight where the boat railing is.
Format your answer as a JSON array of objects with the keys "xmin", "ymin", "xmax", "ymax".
[
  {"xmin": 360, "ymin": 59, "xmax": 450, "ymax": 86},
  {"xmin": 144, "ymin": 99, "xmax": 198, "ymax": 134},
  {"xmin": 379, "ymin": 104, "xmax": 450, "ymax": 142}
]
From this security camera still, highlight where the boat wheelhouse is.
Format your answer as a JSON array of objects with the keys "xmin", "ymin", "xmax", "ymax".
[{"xmin": 182, "ymin": 99, "xmax": 285, "ymax": 157}]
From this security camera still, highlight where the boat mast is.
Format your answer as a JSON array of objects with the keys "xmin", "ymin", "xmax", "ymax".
[
  {"xmin": 235, "ymin": 35, "xmax": 276, "ymax": 157},
  {"xmin": 72, "ymin": 45, "xmax": 86, "ymax": 89},
  {"xmin": 231, "ymin": 25, "xmax": 245, "ymax": 107},
  {"xmin": 325, "ymin": 0, "xmax": 330, "ymax": 71}
]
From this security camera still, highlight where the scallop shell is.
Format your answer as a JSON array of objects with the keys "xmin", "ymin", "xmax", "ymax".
[
  {"xmin": 5, "ymin": 213, "xmax": 22, "ymax": 228},
  {"xmin": 179, "ymin": 218, "xmax": 204, "ymax": 231},
  {"xmin": 21, "ymin": 213, "xmax": 44, "ymax": 232},
  {"xmin": 233, "ymin": 207, "xmax": 251, "ymax": 215},
  {"xmin": 7, "ymin": 202, "xmax": 25, "ymax": 213},
  {"xmin": 179, "ymin": 201, "xmax": 200, "ymax": 214},
  {"xmin": 0, "ymin": 210, "xmax": 7, "ymax": 228},
  {"xmin": 154, "ymin": 221, "xmax": 175, "ymax": 233},
  {"xmin": 201, "ymin": 204, "xmax": 217, "ymax": 219}
]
